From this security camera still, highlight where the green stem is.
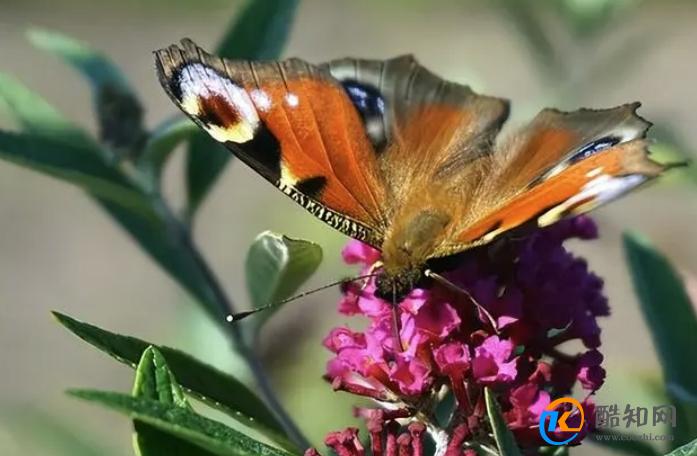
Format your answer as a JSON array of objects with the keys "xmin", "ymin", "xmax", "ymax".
[
  {"xmin": 149, "ymin": 190, "xmax": 310, "ymax": 449},
  {"xmin": 187, "ymin": 234, "xmax": 309, "ymax": 447}
]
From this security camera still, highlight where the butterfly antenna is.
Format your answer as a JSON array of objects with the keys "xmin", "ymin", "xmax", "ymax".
[
  {"xmin": 425, "ymin": 270, "xmax": 499, "ymax": 334},
  {"xmin": 225, "ymin": 273, "xmax": 378, "ymax": 323},
  {"xmin": 663, "ymin": 159, "xmax": 690, "ymax": 170}
]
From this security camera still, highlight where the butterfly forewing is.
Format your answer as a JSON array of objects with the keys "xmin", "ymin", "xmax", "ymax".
[{"xmin": 155, "ymin": 39, "xmax": 386, "ymax": 246}]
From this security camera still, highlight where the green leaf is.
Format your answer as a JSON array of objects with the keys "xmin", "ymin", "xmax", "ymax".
[
  {"xmin": 133, "ymin": 346, "xmax": 192, "ymax": 409},
  {"xmin": 52, "ymin": 312, "xmax": 288, "ymax": 441},
  {"xmin": 68, "ymin": 390, "xmax": 298, "ymax": 456},
  {"xmin": 97, "ymin": 195, "xmax": 234, "ymax": 322},
  {"xmin": 185, "ymin": 0, "xmax": 299, "ymax": 217},
  {"xmin": 134, "ymin": 422, "xmax": 219, "ymax": 456},
  {"xmin": 498, "ymin": 0, "xmax": 563, "ymax": 78},
  {"xmin": 216, "ymin": 0, "xmax": 299, "ymax": 61},
  {"xmin": 27, "ymin": 28, "xmax": 130, "ymax": 91},
  {"xmin": 0, "ymin": 72, "xmax": 228, "ymax": 322},
  {"xmin": 244, "ymin": 231, "xmax": 322, "ymax": 332},
  {"xmin": 0, "ymin": 72, "xmax": 97, "ymax": 149},
  {"xmin": 624, "ymin": 232, "xmax": 697, "ymax": 447},
  {"xmin": 649, "ymin": 126, "xmax": 697, "ymax": 187},
  {"xmin": 553, "ymin": 0, "xmax": 637, "ymax": 39},
  {"xmin": 138, "ymin": 117, "xmax": 198, "ymax": 186},
  {"xmin": 538, "ymin": 447, "xmax": 569, "ymax": 456},
  {"xmin": 133, "ymin": 347, "xmax": 217, "ymax": 456},
  {"xmin": 485, "ymin": 387, "xmax": 523, "ymax": 456},
  {"xmin": 0, "ymin": 130, "xmax": 153, "ymax": 215},
  {"xmin": 27, "ymin": 28, "xmax": 145, "ymax": 154},
  {"xmin": 665, "ymin": 436, "xmax": 697, "ymax": 456},
  {"xmin": 590, "ymin": 429, "xmax": 660, "ymax": 456}
]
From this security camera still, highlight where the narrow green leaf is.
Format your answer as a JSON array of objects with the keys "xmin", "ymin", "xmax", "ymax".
[
  {"xmin": 185, "ymin": 134, "xmax": 229, "ymax": 219},
  {"xmin": 185, "ymin": 0, "xmax": 299, "ymax": 216},
  {"xmin": 27, "ymin": 28, "xmax": 146, "ymax": 153},
  {"xmin": 52, "ymin": 312, "xmax": 288, "ymax": 440},
  {"xmin": 134, "ymin": 422, "xmax": 219, "ymax": 456},
  {"xmin": 133, "ymin": 347, "xmax": 216, "ymax": 456},
  {"xmin": 244, "ymin": 231, "xmax": 322, "ymax": 331},
  {"xmin": 624, "ymin": 232, "xmax": 697, "ymax": 447},
  {"xmin": 665, "ymin": 437, "xmax": 697, "ymax": 456},
  {"xmin": 0, "ymin": 73, "xmax": 228, "ymax": 321},
  {"xmin": 590, "ymin": 429, "xmax": 660, "ymax": 456},
  {"xmin": 138, "ymin": 117, "xmax": 198, "ymax": 186},
  {"xmin": 68, "ymin": 390, "xmax": 298, "ymax": 456},
  {"xmin": 216, "ymin": 0, "xmax": 299, "ymax": 61},
  {"xmin": 0, "ymin": 130, "xmax": 154, "ymax": 215},
  {"xmin": 485, "ymin": 387, "xmax": 523, "ymax": 456},
  {"xmin": 0, "ymin": 72, "xmax": 97, "ymax": 149},
  {"xmin": 498, "ymin": 0, "xmax": 563, "ymax": 78},
  {"xmin": 97, "ymin": 196, "xmax": 231, "ymax": 322},
  {"xmin": 133, "ymin": 346, "xmax": 191, "ymax": 409},
  {"xmin": 553, "ymin": 0, "xmax": 634, "ymax": 39},
  {"xmin": 27, "ymin": 28, "xmax": 130, "ymax": 91},
  {"xmin": 538, "ymin": 446, "xmax": 569, "ymax": 456}
]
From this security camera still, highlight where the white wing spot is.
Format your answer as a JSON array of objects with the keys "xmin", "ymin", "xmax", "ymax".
[
  {"xmin": 586, "ymin": 167, "xmax": 604, "ymax": 178},
  {"xmin": 537, "ymin": 174, "xmax": 647, "ymax": 227},
  {"xmin": 177, "ymin": 63, "xmax": 259, "ymax": 143},
  {"xmin": 285, "ymin": 93, "xmax": 299, "ymax": 108},
  {"xmin": 250, "ymin": 89, "xmax": 272, "ymax": 112}
]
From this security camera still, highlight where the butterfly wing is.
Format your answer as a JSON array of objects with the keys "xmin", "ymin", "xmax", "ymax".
[
  {"xmin": 320, "ymin": 55, "xmax": 509, "ymax": 154},
  {"xmin": 154, "ymin": 41, "xmax": 671, "ymax": 262},
  {"xmin": 438, "ymin": 103, "xmax": 671, "ymax": 254},
  {"xmin": 154, "ymin": 39, "xmax": 387, "ymax": 246},
  {"xmin": 321, "ymin": 55, "xmax": 510, "ymax": 215}
]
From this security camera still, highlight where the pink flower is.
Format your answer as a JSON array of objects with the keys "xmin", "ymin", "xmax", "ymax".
[
  {"xmin": 577, "ymin": 349, "xmax": 606, "ymax": 391},
  {"xmin": 389, "ymin": 354, "xmax": 432, "ymax": 396},
  {"xmin": 434, "ymin": 342, "xmax": 471, "ymax": 376},
  {"xmin": 342, "ymin": 240, "xmax": 381, "ymax": 266},
  {"xmin": 318, "ymin": 217, "xmax": 608, "ymax": 454},
  {"xmin": 472, "ymin": 335, "xmax": 517, "ymax": 384},
  {"xmin": 322, "ymin": 428, "xmax": 364, "ymax": 456},
  {"xmin": 505, "ymin": 382, "xmax": 551, "ymax": 428},
  {"xmin": 402, "ymin": 292, "xmax": 461, "ymax": 341},
  {"xmin": 307, "ymin": 416, "xmax": 428, "ymax": 456}
]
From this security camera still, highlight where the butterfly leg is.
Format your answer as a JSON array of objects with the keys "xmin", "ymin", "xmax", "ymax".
[
  {"xmin": 391, "ymin": 282, "xmax": 406, "ymax": 352},
  {"xmin": 343, "ymin": 261, "xmax": 383, "ymax": 309},
  {"xmin": 424, "ymin": 269, "xmax": 499, "ymax": 334}
]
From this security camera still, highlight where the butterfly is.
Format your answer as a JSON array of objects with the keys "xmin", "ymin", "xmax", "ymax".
[{"xmin": 154, "ymin": 39, "xmax": 681, "ymax": 304}]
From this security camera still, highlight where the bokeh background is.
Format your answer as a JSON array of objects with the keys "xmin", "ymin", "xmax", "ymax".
[{"xmin": 0, "ymin": 0, "xmax": 696, "ymax": 454}]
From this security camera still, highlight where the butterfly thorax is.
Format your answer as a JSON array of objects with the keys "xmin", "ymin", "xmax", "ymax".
[{"xmin": 376, "ymin": 208, "xmax": 452, "ymax": 301}]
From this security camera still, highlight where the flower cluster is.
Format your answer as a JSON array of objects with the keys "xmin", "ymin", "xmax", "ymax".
[{"xmin": 310, "ymin": 216, "xmax": 607, "ymax": 455}]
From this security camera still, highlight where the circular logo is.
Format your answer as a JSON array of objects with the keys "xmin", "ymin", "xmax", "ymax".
[{"xmin": 539, "ymin": 397, "xmax": 585, "ymax": 446}]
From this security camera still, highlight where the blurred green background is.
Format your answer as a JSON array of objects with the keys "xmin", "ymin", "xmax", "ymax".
[{"xmin": 0, "ymin": 0, "xmax": 695, "ymax": 454}]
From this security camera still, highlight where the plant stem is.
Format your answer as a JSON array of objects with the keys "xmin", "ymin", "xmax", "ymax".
[
  {"xmin": 242, "ymin": 344, "xmax": 310, "ymax": 448},
  {"xmin": 154, "ymin": 194, "xmax": 310, "ymax": 449},
  {"xmin": 184, "ymin": 230, "xmax": 310, "ymax": 447}
]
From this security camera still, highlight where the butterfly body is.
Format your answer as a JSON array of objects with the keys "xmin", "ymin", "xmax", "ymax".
[{"xmin": 155, "ymin": 39, "xmax": 679, "ymax": 303}]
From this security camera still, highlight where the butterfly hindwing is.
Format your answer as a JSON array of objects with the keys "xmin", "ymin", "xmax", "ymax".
[
  {"xmin": 155, "ymin": 39, "xmax": 387, "ymax": 246},
  {"xmin": 440, "ymin": 104, "xmax": 669, "ymax": 253}
]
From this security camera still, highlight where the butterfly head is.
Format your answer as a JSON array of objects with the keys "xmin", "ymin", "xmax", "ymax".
[
  {"xmin": 374, "ymin": 267, "xmax": 423, "ymax": 303},
  {"xmin": 375, "ymin": 209, "xmax": 452, "ymax": 302}
]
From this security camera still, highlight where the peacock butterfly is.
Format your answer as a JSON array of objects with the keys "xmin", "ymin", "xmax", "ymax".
[{"xmin": 154, "ymin": 39, "xmax": 683, "ymax": 304}]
